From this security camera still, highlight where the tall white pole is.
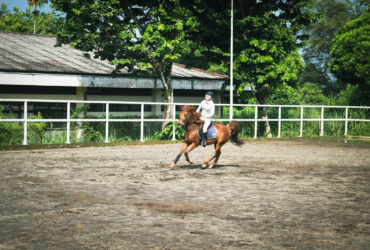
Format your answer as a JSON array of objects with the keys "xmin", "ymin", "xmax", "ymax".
[
  {"xmin": 229, "ymin": 0, "xmax": 234, "ymax": 121},
  {"xmin": 23, "ymin": 101, "xmax": 28, "ymax": 145}
]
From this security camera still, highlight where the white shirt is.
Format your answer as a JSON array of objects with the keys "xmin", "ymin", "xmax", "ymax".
[{"xmin": 196, "ymin": 100, "xmax": 215, "ymax": 119}]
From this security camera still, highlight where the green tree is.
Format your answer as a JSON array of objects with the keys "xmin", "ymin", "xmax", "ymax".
[
  {"xmin": 300, "ymin": 0, "xmax": 369, "ymax": 95},
  {"xmin": 329, "ymin": 9, "xmax": 370, "ymax": 105},
  {"xmin": 183, "ymin": 0, "xmax": 313, "ymax": 136},
  {"xmin": 298, "ymin": 82, "xmax": 328, "ymax": 104},
  {"xmin": 27, "ymin": 0, "xmax": 49, "ymax": 34},
  {"xmin": 50, "ymin": 0, "xmax": 199, "ymax": 126},
  {"xmin": 183, "ymin": 0, "xmax": 312, "ymax": 101},
  {"xmin": 0, "ymin": 3, "xmax": 64, "ymax": 35}
]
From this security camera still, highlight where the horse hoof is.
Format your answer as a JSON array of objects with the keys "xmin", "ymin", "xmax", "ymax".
[
  {"xmin": 201, "ymin": 163, "xmax": 208, "ymax": 169},
  {"xmin": 170, "ymin": 162, "xmax": 176, "ymax": 169},
  {"xmin": 188, "ymin": 160, "xmax": 194, "ymax": 164},
  {"xmin": 209, "ymin": 164, "xmax": 215, "ymax": 169}
]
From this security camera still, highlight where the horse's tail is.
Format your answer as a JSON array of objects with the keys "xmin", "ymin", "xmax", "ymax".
[{"xmin": 229, "ymin": 120, "xmax": 244, "ymax": 147}]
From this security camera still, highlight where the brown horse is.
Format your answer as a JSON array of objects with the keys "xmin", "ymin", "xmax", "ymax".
[{"xmin": 171, "ymin": 105, "xmax": 244, "ymax": 169}]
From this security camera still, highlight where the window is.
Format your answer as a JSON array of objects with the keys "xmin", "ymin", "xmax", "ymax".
[
  {"xmin": 0, "ymin": 102, "xmax": 23, "ymax": 118},
  {"xmin": 0, "ymin": 102, "xmax": 67, "ymax": 119},
  {"xmin": 28, "ymin": 102, "xmax": 67, "ymax": 119},
  {"xmin": 88, "ymin": 104, "xmax": 151, "ymax": 112}
]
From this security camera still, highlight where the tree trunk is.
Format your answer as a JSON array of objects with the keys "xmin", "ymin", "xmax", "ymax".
[
  {"xmin": 163, "ymin": 87, "xmax": 174, "ymax": 129},
  {"xmin": 250, "ymin": 86, "xmax": 272, "ymax": 138},
  {"xmin": 33, "ymin": 6, "xmax": 37, "ymax": 34},
  {"xmin": 157, "ymin": 62, "xmax": 174, "ymax": 129},
  {"xmin": 261, "ymin": 107, "xmax": 272, "ymax": 138}
]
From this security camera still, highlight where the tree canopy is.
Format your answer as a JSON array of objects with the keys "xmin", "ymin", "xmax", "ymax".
[
  {"xmin": 51, "ymin": 0, "xmax": 200, "ymax": 122},
  {"xmin": 1, "ymin": 0, "xmax": 368, "ymax": 108},
  {"xmin": 329, "ymin": 9, "xmax": 370, "ymax": 105},
  {"xmin": 0, "ymin": 3, "xmax": 64, "ymax": 35},
  {"xmin": 299, "ymin": 0, "xmax": 369, "ymax": 94},
  {"xmin": 180, "ymin": 0, "xmax": 313, "ymax": 105}
]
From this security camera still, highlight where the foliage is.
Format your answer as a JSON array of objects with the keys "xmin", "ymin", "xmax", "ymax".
[
  {"xmin": 0, "ymin": 108, "xmax": 48, "ymax": 145},
  {"xmin": 50, "ymin": 0, "xmax": 200, "ymax": 122},
  {"xmin": 27, "ymin": 0, "xmax": 49, "ymax": 34},
  {"xmin": 0, "ymin": 107, "xmax": 23, "ymax": 145},
  {"xmin": 298, "ymin": 82, "xmax": 329, "ymax": 104},
  {"xmin": 27, "ymin": 112, "xmax": 48, "ymax": 144},
  {"xmin": 1, "ymin": 105, "xmax": 369, "ymax": 145},
  {"xmin": 180, "ymin": 0, "xmax": 313, "ymax": 106},
  {"xmin": 334, "ymin": 84, "xmax": 362, "ymax": 106},
  {"xmin": 27, "ymin": 0, "xmax": 49, "ymax": 10},
  {"xmin": 268, "ymin": 83, "xmax": 302, "ymax": 105},
  {"xmin": 300, "ymin": 0, "xmax": 368, "ymax": 94},
  {"xmin": 154, "ymin": 121, "xmax": 185, "ymax": 140},
  {"xmin": 329, "ymin": 9, "xmax": 370, "ymax": 105},
  {"xmin": 0, "ymin": 3, "xmax": 64, "ymax": 35},
  {"xmin": 221, "ymin": 105, "xmax": 370, "ymax": 138}
]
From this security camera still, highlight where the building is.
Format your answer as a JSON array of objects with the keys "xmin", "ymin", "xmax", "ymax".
[{"xmin": 0, "ymin": 32, "xmax": 227, "ymax": 118}]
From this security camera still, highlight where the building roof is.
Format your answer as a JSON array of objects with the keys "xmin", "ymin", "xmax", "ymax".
[{"xmin": 0, "ymin": 32, "xmax": 227, "ymax": 80}]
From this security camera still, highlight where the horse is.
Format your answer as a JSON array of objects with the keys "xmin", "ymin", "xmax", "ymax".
[{"xmin": 170, "ymin": 105, "xmax": 244, "ymax": 169}]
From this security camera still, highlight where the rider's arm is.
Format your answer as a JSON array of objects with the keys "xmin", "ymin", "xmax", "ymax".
[
  {"xmin": 209, "ymin": 102, "xmax": 215, "ymax": 118},
  {"xmin": 196, "ymin": 101, "xmax": 203, "ymax": 113}
]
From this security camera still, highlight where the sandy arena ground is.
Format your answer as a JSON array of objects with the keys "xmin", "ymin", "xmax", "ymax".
[{"xmin": 0, "ymin": 139, "xmax": 369, "ymax": 249}]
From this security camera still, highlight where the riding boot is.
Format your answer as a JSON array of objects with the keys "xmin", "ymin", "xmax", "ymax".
[{"xmin": 201, "ymin": 132, "xmax": 207, "ymax": 147}]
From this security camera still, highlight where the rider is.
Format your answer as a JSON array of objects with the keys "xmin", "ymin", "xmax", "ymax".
[{"xmin": 197, "ymin": 91, "xmax": 215, "ymax": 147}]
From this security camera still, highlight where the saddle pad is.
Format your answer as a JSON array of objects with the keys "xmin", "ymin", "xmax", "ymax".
[{"xmin": 197, "ymin": 125, "xmax": 217, "ymax": 139}]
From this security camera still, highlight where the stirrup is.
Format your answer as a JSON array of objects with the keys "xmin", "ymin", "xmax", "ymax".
[{"xmin": 201, "ymin": 138, "xmax": 207, "ymax": 147}]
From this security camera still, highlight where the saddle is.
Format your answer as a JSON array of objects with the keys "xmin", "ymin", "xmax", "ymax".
[{"xmin": 197, "ymin": 123, "xmax": 217, "ymax": 140}]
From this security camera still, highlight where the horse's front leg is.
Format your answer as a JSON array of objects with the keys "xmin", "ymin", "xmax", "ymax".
[
  {"xmin": 184, "ymin": 142, "xmax": 198, "ymax": 164},
  {"xmin": 170, "ymin": 143, "xmax": 189, "ymax": 169}
]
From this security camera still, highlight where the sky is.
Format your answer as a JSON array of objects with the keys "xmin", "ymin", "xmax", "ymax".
[{"xmin": 1, "ymin": 0, "xmax": 53, "ymax": 13}]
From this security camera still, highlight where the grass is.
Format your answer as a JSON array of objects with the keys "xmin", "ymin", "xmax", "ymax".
[{"xmin": 1, "ymin": 136, "xmax": 369, "ymax": 152}]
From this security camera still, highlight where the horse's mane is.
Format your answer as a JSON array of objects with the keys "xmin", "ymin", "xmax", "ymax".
[{"xmin": 181, "ymin": 106, "xmax": 203, "ymax": 125}]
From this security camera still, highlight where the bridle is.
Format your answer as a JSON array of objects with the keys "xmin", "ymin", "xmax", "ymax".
[{"xmin": 179, "ymin": 110, "xmax": 197, "ymax": 132}]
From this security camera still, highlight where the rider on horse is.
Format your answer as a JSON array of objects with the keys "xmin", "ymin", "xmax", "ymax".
[{"xmin": 197, "ymin": 91, "xmax": 215, "ymax": 147}]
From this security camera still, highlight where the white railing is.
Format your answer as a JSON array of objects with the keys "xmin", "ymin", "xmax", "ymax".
[{"xmin": 0, "ymin": 99, "xmax": 369, "ymax": 145}]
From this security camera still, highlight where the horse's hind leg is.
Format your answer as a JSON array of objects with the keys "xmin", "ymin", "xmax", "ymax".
[
  {"xmin": 202, "ymin": 143, "xmax": 220, "ymax": 169},
  {"xmin": 208, "ymin": 143, "xmax": 222, "ymax": 168}
]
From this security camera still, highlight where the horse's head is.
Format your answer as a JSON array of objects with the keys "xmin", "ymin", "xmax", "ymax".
[{"xmin": 177, "ymin": 105, "xmax": 199, "ymax": 128}]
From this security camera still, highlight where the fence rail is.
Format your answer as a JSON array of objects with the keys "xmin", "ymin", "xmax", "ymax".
[{"xmin": 0, "ymin": 99, "xmax": 369, "ymax": 145}]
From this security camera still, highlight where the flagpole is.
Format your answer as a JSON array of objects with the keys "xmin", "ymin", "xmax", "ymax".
[{"xmin": 229, "ymin": 0, "xmax": 234, "ymax": 121}]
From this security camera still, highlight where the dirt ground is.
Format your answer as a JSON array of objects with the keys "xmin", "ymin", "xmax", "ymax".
[{"xmin": 0, "ymin": 139, "xmax": 369, "ymax": 249}]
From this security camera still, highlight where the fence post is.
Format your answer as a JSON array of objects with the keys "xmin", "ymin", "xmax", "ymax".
[
  {"xmin": 278, "ymin": 106, "xmax": 281, "ymax": 138},
  {"xmin": 66, "ymin": 102, "xmax": 70, "ymax": 144},
  {"xmin": 300, "ymin": 106, "xmax": 304, "ymax": 137},
  {"xmin": 344, "ymin": 107, "xmax": 348, "ymax": 136},
  {"xmin": 105, "ymin": 103, "xmax": 109, "ymax": 143},
  {"xmin": 172, "ymin": 104, "xmax": 176, "ymax": 141},
  {"xmin": 254, "ymin": 105, "xmax": 258, "ymax": 139},
  {"xmin": 140, "ymin": 104, "xmax": 144, "ymax": 142},
  {"xmin": 23, "ymin": 101, "xmax": 27, "ymax": 145},
  {"xmin": 230, "ymin": 103, "xmax": 233, "ymax": 121},
  {"xmin": 320, "ymin": 106, "xmax": 324, "ymax": 136}
]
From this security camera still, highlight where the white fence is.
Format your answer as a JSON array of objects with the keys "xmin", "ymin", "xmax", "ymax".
[{"xmin": 0, "ymin": 99, "xmax": 369, "ymax": 145}]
